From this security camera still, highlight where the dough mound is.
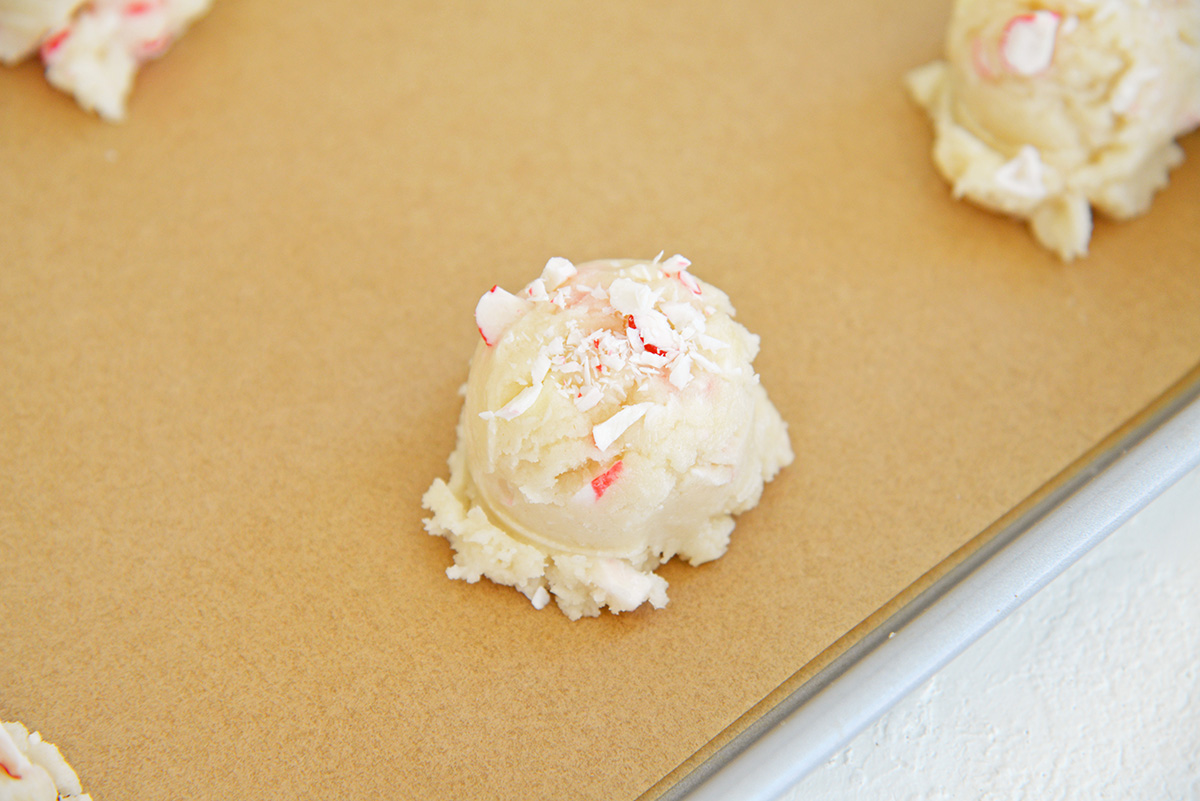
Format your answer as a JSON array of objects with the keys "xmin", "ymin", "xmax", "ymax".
[
  {"xmin": 423, "ymin": 255, "xmax": 793, "ymax": 620},
  {"xmin": 907, "ymin": 0, "xmax": 1200, "ymax": 260},
  {"xmin": 0, "ymin": 0, "xmax": 211, "ymax": 120},
  {"xmin": 0, "ymin": 721, "xmax": 91, "ymax": 801}
]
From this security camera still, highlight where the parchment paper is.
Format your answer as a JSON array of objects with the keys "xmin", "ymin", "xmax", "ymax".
[{"xmin": 2, "ymin": 2, "xmax": 1198, "ymax": 799}]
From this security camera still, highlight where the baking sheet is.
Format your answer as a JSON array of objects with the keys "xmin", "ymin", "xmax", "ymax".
[
  {"xmin": 2, "ymin": 2, "xmax": 1199, "ymax": 800},
  {"xmin": 669, "ymin": 368, "xmax": 1200, "ymax": 800}
]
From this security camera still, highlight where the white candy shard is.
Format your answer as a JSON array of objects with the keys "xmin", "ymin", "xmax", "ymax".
[
  {"xmin": 475, "ymin": 285, "xmax": 532, "ymax": 346},
  {"xmin": 1001, "ymin": 11, "xmax": 1060, "ymax": 76},
  {"xmin": 661, "ymin": 253, "xmax": 702, "ymax": 294},
  {"xmin": 479, "ymin": 352, "xmax": 552, "ymax": 420},
  {"xmin": 0, "ymin": 721, "xmax": 34, "ymax": 778},
  {"xmin": 523, "ymin": 277, "xmax": 549, "ymax": 302},
  {"xmin": 607, "ymin": 277, "xmax": 659, "ymax": 317},
  {"xmin": 668, "ymin": 353, "xmax": 694, "ymax": 389},
  {"xmin": 0, "ymin": 720, "xmax": 90, "ymax": 800},
  {"xmin": 592, "ymin": 402, "xmax": 654, "ymax": 451},
  {"xmin": 632, "ymin": 308, "xmax": 674, "ymax": 353},
  {"xmin": 574, "ymin": 385, "xmax": 603, "ymax": 412},
  {"xmin": 995, "ymin": 145, "xmax": 1047, "ymax": 200},
  {"xmin": 540, "ymin": 256, "xmax": 577, "ymax": 290}
]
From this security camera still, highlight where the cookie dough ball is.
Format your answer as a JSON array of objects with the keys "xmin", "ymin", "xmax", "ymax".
[
  {"xmin": 423, "ymin": 255, "xmax": 793, "ymax": 620},
  {"xmin": 0, "ymin": 721, "xmax": 91, "ymax": 801},
  {"xmin": 908, "ymin": 0, "xmax": 1200, "ymax": 260}
]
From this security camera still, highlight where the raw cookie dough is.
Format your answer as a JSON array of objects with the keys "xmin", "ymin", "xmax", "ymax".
[
  {"xmin": 0, "ymin": 0, "xmax": 211, "ymax": 120},
  {"xmin": 907, "ymin": 0, "xmax": 1200, "ymax": 260},
  {"xmin": 423, "ymin": 255, "xmax": 794, "ymax": 620},
  {"xmin": 0, "ymin": 721, "xmax": 91, "ymax": 801}
]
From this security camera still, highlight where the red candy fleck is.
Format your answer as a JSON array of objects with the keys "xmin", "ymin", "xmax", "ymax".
[
  {"xmin": 138, "ymin": 35, "xmax": 171, "ymax": 57},
  {"xmin": 644, "ymin": 343, "xmax": 665, "ymax": 356},
  {"xmin": 625, "ymin": 315, "xmax": 637, "ymax": 329},
  {"xmin": 40, "ymin": 28, "xmax": 70, "ymax": 58},
  {"xmin": 125, "ymin": 1, "xmax": 157, "ymax": 14},
  {"xmin": 591, "ymin": 460, "xmax": 624, "ymax": 499}
]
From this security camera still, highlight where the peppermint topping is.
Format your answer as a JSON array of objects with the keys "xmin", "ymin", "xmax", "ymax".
[
  {"xmin": 592, "ymin": 403, "xmax": 653, "ymax": 451},
  {"xmin": 0, "ymin": 724, "xmax": 33, "ymax": 780},
  {"xmin": 660, "ymin": 253, "xmax": 702, "ymax": 294},
  {"xmin": 479, "ymin": 353, "xmax": 551, "ymax": 421},
  {"xmin": 476, "ymin": 285, "xmax": 532, "ymax": 346},
  {"xmin": 590, "ymin": 460, "xmax": 624, "ymax": 499},
  {"xmin": 541, "ymin": 256, "xmax": 577, "ymax": 290},
  {"xmin": 1000, "ymin": 11, "xmax": 1059, "ymax": 77},
  {"xmin": 478, "ymin": 256, "xmax": 729, "ymax": 445},
  {"xmin": 995, "ymin": 145, "xmax": 1047, "ymax": 199}
]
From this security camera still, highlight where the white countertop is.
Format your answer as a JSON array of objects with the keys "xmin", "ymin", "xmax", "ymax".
[{"xmin": 785, "ymin": 462, "xmax": 1200, "ymax": 800}]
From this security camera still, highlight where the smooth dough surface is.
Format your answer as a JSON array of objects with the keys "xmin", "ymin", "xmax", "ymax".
[
  {"xmin": 423, "ymin": 255, "xmax": 793, "ymax": 620},
  {"xmin": 908, "ymin": 0, "xmax": 1200, "ymax": 260}
]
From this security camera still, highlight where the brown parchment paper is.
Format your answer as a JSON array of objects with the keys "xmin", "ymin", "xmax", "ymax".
[{"xmin": 2, "ymin": 2, "xmax": 1198, "ymax": 799}]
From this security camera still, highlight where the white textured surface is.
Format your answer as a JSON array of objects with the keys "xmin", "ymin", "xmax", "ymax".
[{"xmin": 785, "ymin": 464, "xmax": 1200, "ymax": 801}]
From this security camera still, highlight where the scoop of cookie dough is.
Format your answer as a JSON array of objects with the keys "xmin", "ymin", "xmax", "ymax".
[
  {"xmin": 423, "ymin": 255, "xmax": 793, "ymax": 620},
  {"xmin": 907, "ymin": 0, "xmax": 1200, "ymax": 260},
  {"xmin": 0, "ymin": 721, "xmax": 91, "ymax": 801}
]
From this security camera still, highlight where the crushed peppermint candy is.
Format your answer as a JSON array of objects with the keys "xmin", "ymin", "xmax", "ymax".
[
  {"xmin": 541, "ymin": 256, "xmax": 577, "ymax": 289},
  {"xmin": 476, "ymin": 255, "xmax": 731, "ymax": 442},
  {"xmin": 1000, "ymin": 11, "xmax": 1060, "ymax": 76},
  {"xmin": 479, "ymin": 353, "xmax": 551, "ymax": 421},
  {"xmin": 994, "ymin": 144, "xmax": 1048, "ymax": 199},
  {"xmin": 592, "ymin": 403, "xmax": 654, "ymax": 451},
  {"xmin": 0, "ymin": 723, "xmax": 34, "ymax": 779},
  {"xmin": 476, "ymin": 284, "xmax": 531, "ymax": 346},
  {"xmin": 590, "ymin": 460, "xmax": 624, "ymax": 499}
]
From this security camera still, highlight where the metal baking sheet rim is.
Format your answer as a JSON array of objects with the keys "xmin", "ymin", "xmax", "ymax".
[{"xmin": 660, "ymin": 363, "xmax": 1200, "ymax": 801}]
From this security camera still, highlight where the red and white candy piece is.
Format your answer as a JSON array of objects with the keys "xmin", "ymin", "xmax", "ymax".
[
  {"xmin": 590, "ymin": 459, "xmax": 624, "ymax": 499},
  {"xmin": 660, "ymin": 253, "xmax": 702, "ymax": 295},
  {"xmin": 479, "ymin": 353, "xmax": 551, "ymax": 421},
  {"xmin": 38, "ymin": 26, "xmax": 71, "ymax": 60},
  {"xmin": 475, "ymin": 285, "xmax": 532, "ymax": 346},
  {"xmin": 0, "ymin": 723, "xmax": 34, "ymax": 780},
  {"xmin": 540, "ymin": 256, "xmax": 577, "ymax": 290},
  {"xmin": 1000, "ymin": 11, "xmax": 1060, "ymax": 76},
  {"xmin": 121, "ymin": 0, "xmax": 173, "ymax": 59}
]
